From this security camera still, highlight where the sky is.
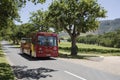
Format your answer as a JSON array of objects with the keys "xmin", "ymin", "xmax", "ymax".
[{"xmin": 16, "ymin": 0, "xmax": 120, "ymax": 24}]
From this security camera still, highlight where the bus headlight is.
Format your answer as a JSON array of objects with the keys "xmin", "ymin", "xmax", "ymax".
[
  {"xmin": 39, "ymin": 48, "xmax": 42, "ymax": 50},
  {"xmin": 53, "ymin": 47, "xmax": 57, "ymax": 50},
  {"xmin": 39, "ymin": 51, "xmax": 43, "ymax": 53}
]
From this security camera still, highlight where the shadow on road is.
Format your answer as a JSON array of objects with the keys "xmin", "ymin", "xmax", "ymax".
[
  {"xmin": 12, "ymin": 66, "xmax": 57, "ymax": 79},
  {"xmin": 19, "ymin": 53, "xmax": 57, "ymax": 61}
]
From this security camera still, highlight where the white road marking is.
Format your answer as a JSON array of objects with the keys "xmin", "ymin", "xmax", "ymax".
[{"xmin": 64, "ymin": 71, "xmax": 87, "ymax": 80}]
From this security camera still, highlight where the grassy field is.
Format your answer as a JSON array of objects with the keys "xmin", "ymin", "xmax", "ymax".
[
  {"xmin": 0, "ymin": 45, "xmax": 15, "ymax": 80},
  {"xmin": 59, "ymin": 42, "xmax": 120, "ymax": 50},
  {"xmin": 59, "ymin": 42, "xmax": 120, "ymax": 56}
]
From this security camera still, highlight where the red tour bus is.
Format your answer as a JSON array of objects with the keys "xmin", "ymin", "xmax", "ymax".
[{"xmin": 20, "ymin": 32, "xmax": 58, "ymax": 57}]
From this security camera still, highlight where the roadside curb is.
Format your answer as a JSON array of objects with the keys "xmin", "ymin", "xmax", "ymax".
[{"xmin": 84, "ymin": 56, "xmax": 104, "ymax": 61}]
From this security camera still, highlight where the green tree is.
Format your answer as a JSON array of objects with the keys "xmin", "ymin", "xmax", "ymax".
[
  {"xmin": 47, "ymin": 0, "xmax": 106, "ymax": 55},
  {"xmin": 112, "ymin": 30, "xmax": 120, "ymax": 48},
  {"xmin": 0, "ymin": 0, "xmax": 46, "ymax": 42},
  {"xmin": 0, "ymin": 20, "xmax": 15, "ymax": 41},
  {"xmin": 19, "ymin": 23, "xmax": 37, "ymax": 37},
  {"xmin": 11, "ymin": 23, "xmax": 36, "ymax": 44},
  {"xmin": 0, "ymin": 0, "xmax": 19, "ymax": 29},
  {"xmin": 0, "ymin": 0, "xmax": 46, "ymax": 29},
  {"xmin": 30, "ymin": 10, "xmax": 50, "ymax": 32}
]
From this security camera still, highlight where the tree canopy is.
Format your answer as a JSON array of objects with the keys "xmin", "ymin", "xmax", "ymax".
[
  {"xmin": 0, "ymin": 0, "xmax": 19, "ymax": 28},
  {"xmin": 0, "ymin": 0, "xmax": 46, "ymax": 42},
  {"xmin": 0, "ymin": 0, "xmax": 46, "ymax": 29},
  {"xmin": 29, "ymin": 10, "xmax": 49, "ymax": 32},
  {"xmin": 47, "ymin": 0, "xmax": 106, "ymax": 55}
]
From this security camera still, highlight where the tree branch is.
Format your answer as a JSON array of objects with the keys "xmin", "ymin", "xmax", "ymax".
[{"xmin": 64, "ymin": 26, "xmax": 72, "ymax": 37}]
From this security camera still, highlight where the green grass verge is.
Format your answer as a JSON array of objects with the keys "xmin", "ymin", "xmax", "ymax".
[
  {"xmin": 59, "ymin": 42, "xmax": 120, "ymax": 50},
  {"xmin": 59, "ymin": 42, "xmax": 120, "ymax": 57},
  {"xmin": 0, "ymin": 45, "xmax": 15, "ymax": 80}
]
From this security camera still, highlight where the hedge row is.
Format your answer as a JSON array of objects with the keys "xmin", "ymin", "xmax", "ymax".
[{"xmin": 59, "ymin": 47, "xmax": 120, "ymax": 53}]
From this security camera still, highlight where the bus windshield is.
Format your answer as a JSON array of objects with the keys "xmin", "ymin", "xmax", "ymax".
[{"xmin": 38, "ymin": 36, "xmax": 57, "ymax": 46}]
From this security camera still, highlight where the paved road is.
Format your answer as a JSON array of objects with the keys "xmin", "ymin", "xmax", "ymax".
[{"xmin": 1, "ymin": 41, "xmax": 120, "ymax": 80}]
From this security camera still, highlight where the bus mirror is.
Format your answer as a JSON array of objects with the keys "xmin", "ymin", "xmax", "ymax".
[{"xmin": 21, "ymin": 40, "xmax": 26, "ymax": 43}]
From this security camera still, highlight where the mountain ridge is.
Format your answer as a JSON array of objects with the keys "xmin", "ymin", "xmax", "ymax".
[{"xmin": 96, "ymin": 18, "xmax": 120, "ymax": 34}]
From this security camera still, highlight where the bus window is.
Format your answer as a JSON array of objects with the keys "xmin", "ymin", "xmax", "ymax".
[
  {"xmin": 47, "ymin": 36, "xmax": 57, "ymax": 46},
  {"xmin": 38, "ymin": 36, "xmax": 57, "ymax": 46},
  {"xmin": 38, "ymin": 36, "xmax": 45, "ymax": 45}
]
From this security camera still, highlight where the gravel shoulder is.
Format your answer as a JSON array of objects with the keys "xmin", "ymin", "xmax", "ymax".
[{"xmin": 59, "ymin": 56, "xmax": 120, "ymax": 76}]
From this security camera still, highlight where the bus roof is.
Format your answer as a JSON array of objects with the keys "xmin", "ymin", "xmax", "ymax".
[{"xmin": 36, "ymin": 32, "xmax": 57, "ymax": 36}]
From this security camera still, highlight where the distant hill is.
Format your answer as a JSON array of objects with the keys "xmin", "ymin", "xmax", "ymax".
[
  {"xmin": 59, "ymin": 18, "xmax": 120, "ymax": 37},
  {"xmin": 96, "ymin": 18, "xmax": 120, "ymax": 34},
  {"xmin": 58, "ymin": 31, "xmax": 69, "ymax": 39}
]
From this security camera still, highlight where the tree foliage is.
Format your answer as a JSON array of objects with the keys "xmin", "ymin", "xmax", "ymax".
[
  {"xmin": 0, "ymin": 0, "xmax": 46, "ymax": 42},
  {"xmin": 0, "ymin": 0, "xmax": 46, "ymax": 29},
  {"xmin": 76, "ymin": 30, "xmax": 120, "ymax": 48},
  {"xmin": 47, "ymin": 0, "xmax": 106, "ymax": 55},
  {"xmin": 30, "ymin": 10, "xmax": 50, "ymax": 32},
  {"xmin": 1, "ymin": 23, "xmax": 37, "ymax": 44},
  {"xmin": 0, "ymin": 0, "xmax": 19, "ymax": 28}
]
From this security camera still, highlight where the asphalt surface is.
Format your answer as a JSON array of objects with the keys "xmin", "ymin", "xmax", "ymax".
[{"xmin": 1, "ymin": 41, "xmax": 120, "ymax": 80}]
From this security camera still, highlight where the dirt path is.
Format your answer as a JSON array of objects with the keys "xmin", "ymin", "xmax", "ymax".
[{"xmin": 60, "ymin": 56, "xmax": 120, "ymax": 76}]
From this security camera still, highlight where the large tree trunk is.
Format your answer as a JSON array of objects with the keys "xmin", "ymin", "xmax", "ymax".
[
  {"xmin": 71, "ymin": 36, "xmax": 78, "ymax": 56},
  {"xmin": 65, "ymin": 25, "xmax": 79, "ymax": 56},
  {"xmin": 12, "ymin": 39, "xmax": 15, "ymax": 44},
  {"xmin": 16, "ymin": 40, "xmax": 19, "ymax": 45}
]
